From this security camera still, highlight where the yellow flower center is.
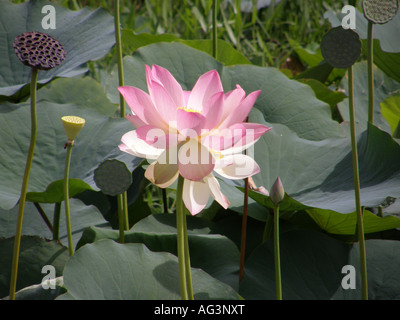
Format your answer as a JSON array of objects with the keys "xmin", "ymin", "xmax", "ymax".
[{"xmin": 177, "ymin": 106, "xmax": 202, "ymax": 114}]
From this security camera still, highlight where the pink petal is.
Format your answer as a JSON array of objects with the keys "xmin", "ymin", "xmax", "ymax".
[
  {"xmin": 202, "ymin": 92, "xmax": 224, "ymax": 130},
  {"xmin": 178, "ymin": 140, "xmax": 215, "ymax": 181},
  {"xmin": 126, "ymin": 114, "xmax": 146, "ymax": 128},
  {"xmin": 219, "ymin": 90, "xmax": 261, "ymax": 129},
  {"xmin": 177, "ymin": 109, "xmax": 207, "ymax": 138},
  {"xmin": 149, "ymin": 65, "xmax": 185, "ymax": 107},
  {"xmin": 182, "ymin": 179, "xmax": 211, "ymax": 215},
  {"xmin": 136, "ymin": 125, "xmax": 179, "ymax": 149},
  {"xmin": 144, "ymin": 160, "xmax": 179, "ymax": 188},
  {"xmin": 187, "ymin": 70, "xmax": 223, "ymax": 112},
  {"xmin": 223, "ymin": 123, "xmax": 271, "ymax": 154},
  {"xmin": 220, "ymin": 85, "xmax": 246, "ymax": 123},
  {"xmin": 118, "ymin": 86, "xmax": 166, "ymax": 129},
  {"xmin": 148, "ymin": 79, "xmax": 179, "ymax": 124}
]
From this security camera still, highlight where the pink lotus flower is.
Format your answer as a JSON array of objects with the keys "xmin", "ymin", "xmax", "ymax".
[{"xmin": 119, "ymin": 65, "xmax": 271, "ymax": 215}]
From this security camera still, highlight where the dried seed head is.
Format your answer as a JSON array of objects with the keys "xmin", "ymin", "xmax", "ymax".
[
  {"xmin": 13, "ymin": 31, "xmax": 66, "ymax": 70},
  {"xmin": 362, "ymin": 0, "xmax": 399, "ymax": 24}
]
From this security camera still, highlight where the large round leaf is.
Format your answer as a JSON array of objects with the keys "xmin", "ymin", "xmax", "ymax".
[
  {"xmin": 59, "ymin": 239, "xmax": 239, "ymax": 300},
  {"xmin": 0, "ymin": 0, "xmax": 115, "ymax": 97},
  {"xmin": 337, "ymin": 61, "xmax": 400, "ymax": 135},
  {"xmin": 0, "ymin": 198, "xmax": 111, "ymax": 250},
  {"xmin": 240, "ymin": 228, "xmax": 400, "ymax": 299},
  {"xmin": 0, "ymin": 236, "xmax": 69, "ymax": 299},
  {"xmin": 250, "ymin": 109, "xmax": 400, "ymax": 214},
  {"xmin": 0, "ymin": 77, "xmax": 141, "ymax": 210},
  {"xmin": 77, "ymin": 214, "xmax": 240, "ymax": 290}
]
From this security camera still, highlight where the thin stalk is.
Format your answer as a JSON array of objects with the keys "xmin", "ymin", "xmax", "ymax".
[
  {"xmin": 176, "ymin": 175, "xmax": 188, "ymax": 300},
  {"xmin": 239, "ymin": 177, "xmax": 249, "ymax": 283},
  {"xmin": 114, "ymin": 0, "xmax": 130, "ymax": 231},
  {"xmin": 64, "ymin": 142, "xmax": 74, "ymax": 256},
  {"xmin": 53, "ymin": 202, "xmax": 61, "ymax": 241},
  {"xmin": 123, "ymin": 192, "xmax": 129, "ymax": 230},
  {"xmin": 274, "ymin": 205, "xmax": 282, "ymax": 300},
  {"xmin": 348, "ymin": 65, "xmax": 368, "ymax": 300},
  {"xmin": 212, "ymin": 0, "xmax": 218, "ymax": 58},
  {"xmin": 9, "ymin": 68, "xmax": 39, "ymax": 300},
  {"xmin": 117, "ymin": 194, "xmax": 125, "ymax": 243},
  {"xmin": 33, "ymin": 202, "xmax": 53, "ymax": 233},
  {"xmin": 162, "ymin": 189, "xmax": 168, "ymax": 213},
  {"xmin": 367, "ymin": 21, "xmax": 374, "ymax": 125},
  {"xmin": 115, "ymin": 0, "xmax": 125, "ymax": 117},
  {"xmin": 182, "ymin": 207, "xmax": 194, "ymax": 300}
]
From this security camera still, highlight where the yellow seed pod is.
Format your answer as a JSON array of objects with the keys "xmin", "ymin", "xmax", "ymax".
[{"xmin": 61, "ymin": 116, "xmax": 85, "ymax": 141}]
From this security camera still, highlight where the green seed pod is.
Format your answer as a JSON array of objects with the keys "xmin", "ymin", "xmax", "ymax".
[
  {"xmin": 362, "ymin": 0, "xmax": 399, "ymax": 24},
  {"xmin": 61, "ymin": 116, "xmax": 85, "ymax": 141},
  {"xmin": 320, "ymin": 26, "xmax": 361, "ymax": 69},
  {"xmin": 94, "ymin": 159, "xmax": 132, "ymax": 196},
  {"xmin": 13, "ymin": 31, "xmax": 66, "ymax": 70}
]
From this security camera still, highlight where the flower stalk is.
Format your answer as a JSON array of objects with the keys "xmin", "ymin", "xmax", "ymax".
[
  {"xmin": 270, "ymin": 177, "xmax": 284, "ymax": 300},
  {"xmin": 9, "ymin": 67, "xmax": 38, "ymax": 300},
  {"xmin": 176, "ymin": 175, "xmax": 191, "ymax": 300},
  {"xmin": 367, "ymin": 21, "xmax": 374, "ymax": 125},
  {"xmin": 63, "ymin": 140, "xmax": 75, "ymax": 256},
  {"xmin": 114, "ymin": 0, "xmax": 130, "ymax": 232},
  {"xmin": 348, "ymin": 66, "xmax": 368, "ymax": 300}
]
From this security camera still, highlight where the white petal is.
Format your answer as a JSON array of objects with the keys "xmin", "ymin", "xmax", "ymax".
[
  {"xmin": 204, "ymin": 174, "xmax": 230, "ymax": 209},
  {"xmin": 120, "ymin": 130, "xmax": 164, "ymax": 160},
  {"xmin": 182, "ymin": 179, "xmax": 210, "ymax": 215},
  {"xmin": 214, "ymin": 154, "xmax": 260, "ymax": 180},
  {"xmin": 144, "ymin": 161, "xmax": 179, "ymax": 188}
]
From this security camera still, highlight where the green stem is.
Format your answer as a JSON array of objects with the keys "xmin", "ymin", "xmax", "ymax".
[
  {"xmin": 274, "ymin": 205, "xmax": 282, "ymax": 300},
  {"xmin": 123, "ymin": 191, "xmax": 129, "ymax": 230},
  {"xmin": 33, "ymin": 202, "xmax": 53, "ymax": 233},
  {"xmin": 9, "ymin": 68, "xmax": 39, "ymax": 300},
  {"xmin": 176, "ymin": 175, "xmax": 188, "ymax": 300},
  {"xmin": 53, "ymin": 202, "xmax": 61, "ymax": 241},
  {"xmin": 212, "ymin": 0, "xmax": 218, "ymax": 58},
  {"xmin": 183, "ymin": 207, "xmax": 194, "ymax": 300},
  {"xmin": 239, "ymin": 177, "xmax": 249, "ymax": 283},
  {"xmin": 367, "ymin": 21, "xmax": 374, "ymax": 125},
  {"xmin": 114, "ymin": 0, "xmax": 130, "ymax": 233},
  {"xmin": 64, "ymin": 142, "xmax": 74, "ymax": 256},
  {"xmin": 162, "ymin": 188, "xmax": 168, "ymax": 213},
  {"xmin": 348, "ymin": 65, "xmax": 368, "ymax": 300},
  {"xmin": 117, "ymin": 194, "xmax": 125, "ymax": 243},
  {"xmin": 115, "ymin": 0, "xmax": 125, "ymax": 118}
]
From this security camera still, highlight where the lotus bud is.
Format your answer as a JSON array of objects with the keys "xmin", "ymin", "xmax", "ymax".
[
  {"xmin": 62, "ymin": 116, "xmax": 85, "ymax": 142},
  {"xmin": 270, "ymin": 177, "xmax": 284, "ymax": 206},
  {"xmin": 13, "ymin": 31, "xmax": 66, "ymax": 70}
]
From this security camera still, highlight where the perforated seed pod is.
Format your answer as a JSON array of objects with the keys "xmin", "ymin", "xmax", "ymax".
[
  {"xmin": 362, "ymin": 0, "xmax": 399, "ymax": 24},
  {"xmin": 320, "ymin": 27, "xmax": 361, "ymax": 69},
  {"xmin": 13, "ymin": 31, "xmax": 66, "ymax": 70},
  {"xmin": 94, "ymin": 159, "xmax": 132, "ymax": 196}
]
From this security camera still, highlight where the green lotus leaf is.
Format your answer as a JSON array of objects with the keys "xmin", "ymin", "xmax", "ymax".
[
  {"xmin": 0, "ymin": 0, "xmax": 115, "ymax": 97},
  {"xmin": 59, "ymin": 240, "xmax": 239, "ymax": 300},
  {"xmin": 240, "ymin": 227, "xmax": 400, "ymax": 299},
  {"xmin": 77, "ymin": 214, "xmax": 240, "ymax": 291},
  {"xmin": 0, "ymin": 236, "xmax": 69, "ymax": 299},
  {"xmin": 337, "ymin": 62, "xmax": 400, "ymax": 135}
]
